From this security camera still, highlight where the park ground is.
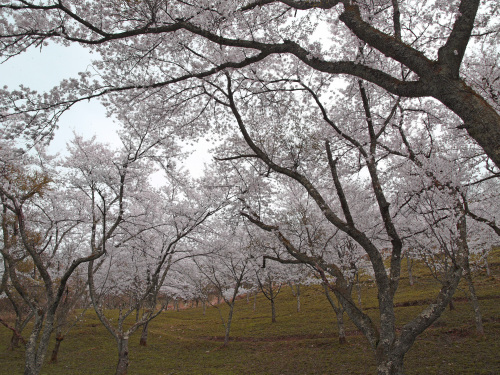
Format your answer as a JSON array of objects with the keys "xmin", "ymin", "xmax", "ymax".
[{"xmin": 0, "ymin": 250, "xmax": 499, "ymax": 375}]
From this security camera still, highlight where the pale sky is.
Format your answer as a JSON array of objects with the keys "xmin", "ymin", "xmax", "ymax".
[{"xmin": 1, "ymin": 43, "xmax": 209, "ymax": 178}]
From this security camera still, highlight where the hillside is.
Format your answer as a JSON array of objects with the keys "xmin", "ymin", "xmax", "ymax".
[{"xmin": 1, "ymin": 252, "xmax": 499, "ymax": 375}]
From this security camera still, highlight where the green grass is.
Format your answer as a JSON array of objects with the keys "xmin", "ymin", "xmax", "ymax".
[{"xmin": 1, "ymin": 250, "xmax": 499, "ymax": 374}]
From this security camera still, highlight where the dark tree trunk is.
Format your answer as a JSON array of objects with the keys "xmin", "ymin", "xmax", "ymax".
[
  {"xmin": 270, "ymin": 298, "xmax": 276, "ymax": 323},
  {"xmin": 139, "ymin": 322, "xmax": 149, "ymax": 346},
  {"xmin": 49, "ymin": 334, "xmax": 64, "ymax": 363},
  {"xmin": 296, "ymin": 284, "xmax": 301, "ymax": 313},
  {"xmin": 116, "ymin": 337, "xmax": 129, "ymax": 375},
  {"xmin": 10, "ymin": 331, "xmax": 21, "ymax": 350},
  {"xmin": 431, "ymin": 78, "xmax": 500, "ymax": 169},
  {"xmin": 9, "ymin": 315, "xmax": 25, "ymax": 350}
]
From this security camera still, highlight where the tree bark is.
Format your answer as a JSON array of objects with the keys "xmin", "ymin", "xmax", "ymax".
[
  {"xmin": 296, "ymin": 283, "xmax": 301, "ymax": 313},
  {"xmin": 484, "ymin": 255, "xmax": 491, "ymax": 277},
  {"xmin": 356, "ymin": 274, "xmax": 363, "ymax": 310},
  {"xmin": 407, "ymin": 256, "xmax": 414, "ymax": 287},
  {"xmin": 270, "ymin": 298, "xmax": 276, "ymax": 323},
  {"xmin": 49, "ymin": 334, "xmax": 64, "ymax": 364},
  {"xmin": 23, "ymin": 306, "xmax": 57, "ymax": 375},
  {"xmin": 323, "ymin": 284, "xmax": 348, "ymax": 345},
  {"xmin": 459, "ymin": 214, "xmax": 484, "ymax": 335},
  {"xmin": 10, "ymin": 331, "xmax": 21, "ymax": 350},
  {"xmin": 464, "ymin": 268, "xmax": 484, "ymax": 335},
  {"xmin": 375, "ymin": 353, "xmax": 404, "ymax": 375},
  {"xmin": 139, "ymin": 321, "xmax": 149, "ymax": 346},
  {"xmin": 223, "ymin": 304, "xmax": 235, "ymax": 347},
  {"xmin": 336, "ymin": 309, "xmax": 347, "ymax": 345},
  {"xmin": 431, "ymin": 78, "xmax": 500, "ymax": 169},
  {"xmin": 116, "ymin": 337, "xmax": 129, "ymax": 375}
]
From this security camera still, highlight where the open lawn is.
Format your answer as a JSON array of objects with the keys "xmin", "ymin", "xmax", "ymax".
[{"xmin": 1, "ymin": 252, "xmax": 499, "ymax": 375}]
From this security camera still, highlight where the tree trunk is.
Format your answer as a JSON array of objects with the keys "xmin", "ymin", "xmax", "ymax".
[
  {"xmin": 139, "ymin": 321, "xmax": 149, "ymax": 346},
  {"xmin": 323, "ymin": 283, "xmax": 348, "ymax": 344},
  {"xmin": 296, "ymin": 283, "xmax": 301, "ymax": 313},
  {"xmin": 268, "ymin": 284, "xmax": 277, "ymax": 323},
  {"xmin": 9, "ymin": 315, "xmax": 24, "ymax": 350},
  {"xmin": 356, "ymin": 274, "xmax": 363, "ymax": 310},
  {"xmin": 270, "ymin": 298, "xmax": 276, "ymax": 323},
  {"xmin": 24, "ymin": 313, "xmax": 44, "ymax": 375},
  {"xmin": 336, "ymin": 309, "xmax": 347, "ymax": 345},
  {"xmin": 24, "ymin": 308, "xmax": 55, "ymax": 375},
  {"xmin": 464, "ymin": 269, "xmax": 484, "ymax": 335},
  {"xmin": 375, "ymin": 353, "xmax": 405, "ymax": 375},
  {"xmin": 407, "ymin": 256, "xmax": 414, "ymax": 286},
  {"xmin": 459, "ymin": 214, "xmax": 484, "ymax": 335},
  {"xmin": 223, "ymin": 304, "xmax": 235, "ymax": 347},
  {"xmin": 253, "ymin": 292, "xmax": 257, "ymax": 312},
  {"xmin": 484, "ymin": 256, "xmax": 491, "ymax": 277},
  {"xmin": 449, "ymin": 299, "xmax": 455, "ymax": 311},
  {"xmin": 202, "ymin": 300, "xmax": 206, "ymax": 315},
  {"xmin": 10, "ymin": 331, "xmax": 21, "ymax": 350},
  {"xmin": 116, "ymin": 337, "xmax": 129, "ymax": 375},
  {"xmin": 49, "ymin": 333, "xmax": 64, "ymax": 363}
]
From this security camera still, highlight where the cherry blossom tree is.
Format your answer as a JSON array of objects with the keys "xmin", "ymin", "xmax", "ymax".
[
  {"xmin": 240, "ymin": 180, "xmax": 365, "ymax": 344},
  {"xmin": 56, "ymin": 133, "xmax": 154, "ymax": 375},
  {"xmin": 200, "ymin": 64, "xmax": 498, "ymax": 374},
  {"xmin": 393, "ymin": 142, "xmax": 500, "ymax": 335},
  {"xmin": 64, "ymin": 133, "xmax": 220, "ymax": 374},
  {"xmin": 0, "ymin": 142, "xmax": 110, "ymax": 375},
  {"xmin": 193, "ymin": 217, "xmax": 256, "ymax": 347}
]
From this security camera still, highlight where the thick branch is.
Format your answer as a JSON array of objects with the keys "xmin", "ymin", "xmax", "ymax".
[{"xmin": 437, "ymin": 0, "xmax": 480, "ymax": 78}]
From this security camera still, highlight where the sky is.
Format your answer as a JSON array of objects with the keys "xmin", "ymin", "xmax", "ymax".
[{"xmin": 0, "ymin": 43, "xmax": 209, "ymax": 179}]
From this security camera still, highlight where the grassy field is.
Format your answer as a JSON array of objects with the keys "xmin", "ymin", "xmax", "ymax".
[{"xmin": 1, "ymin": 252, "xmax": 499, "ymax": 375}]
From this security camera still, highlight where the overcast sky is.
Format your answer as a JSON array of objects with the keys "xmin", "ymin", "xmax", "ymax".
[
  {"xmin": 1, "ymin": 43, "xmax": 120, "ymax": 155},
  {"xmin": 1, "ymin": 43, "xmax": 208, "ymax": 178}
]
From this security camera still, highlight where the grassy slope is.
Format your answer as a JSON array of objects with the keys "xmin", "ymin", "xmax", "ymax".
[{"xmin": 0, "ymin": 251, "xmax": 499, "ymax": 375}]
